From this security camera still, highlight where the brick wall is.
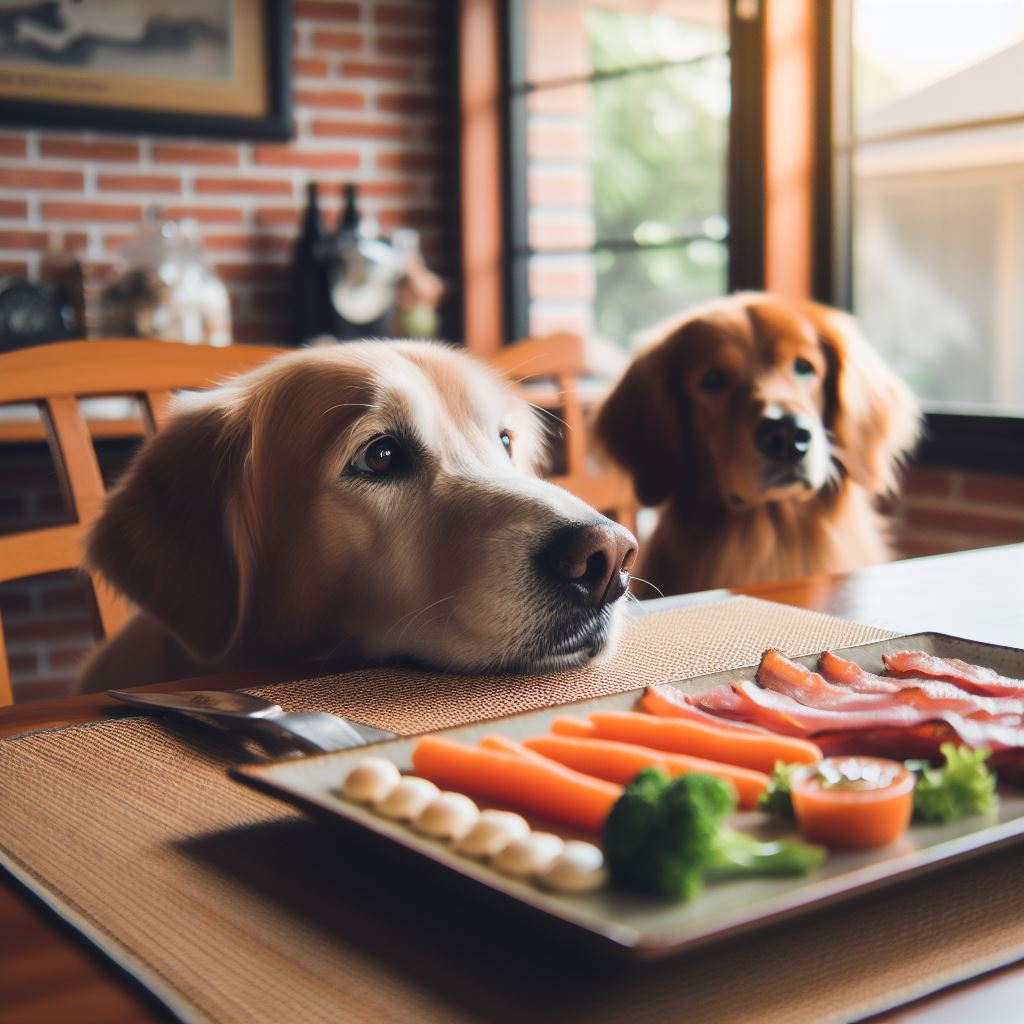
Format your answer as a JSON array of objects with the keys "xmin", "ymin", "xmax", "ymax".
[{"xmin": 0, "ymin": 0, "xmax": 453, "ymax": 345}]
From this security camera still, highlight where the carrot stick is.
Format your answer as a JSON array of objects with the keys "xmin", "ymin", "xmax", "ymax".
[
  {"xmin": 522, "ymin": 734, "xmax": 768, "ymax": 809},
  {"xmin": 411, "ymin": 735, "xmax": 620, "ymax": 833},
  {"xmin": 642, "ymin": 686, "xmax": 772, "ymax": 734},
  {"xmin": 480, "ymin": 733, "xmax": 558, "ymax": 765},
  {"xmin": 549, "ymin": 717, "xmax": 597, "ymax": 738},
  {"xmin": 586, "ymin": 710, "xmax": 822, "ymax": 774}
]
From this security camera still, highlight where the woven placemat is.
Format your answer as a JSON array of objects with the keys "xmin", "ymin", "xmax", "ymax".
[{"xmin": 2, "ymin": 597, "xmax": 1021, "ymax": 1024}]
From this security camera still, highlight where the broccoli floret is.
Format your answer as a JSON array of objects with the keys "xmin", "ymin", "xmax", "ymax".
[
  {"xmin": 603, "ymin": 768, "xmax": 824, "ymax": 900},
  {"xmin": 908, "ymin": 743, "xmax": 999, "ymax": 824},
  {"xmin": 757, "ymin": 760, "xmax": 800, "ymax": 818}
]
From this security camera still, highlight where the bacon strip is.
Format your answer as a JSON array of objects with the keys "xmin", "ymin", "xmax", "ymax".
[
  {"xmin": 817, "ymin": 651, "xmax": 1024, "ymax": 720},
  {"xmin": 883, "ymin": 651, "xmax": 1024, "ymax": 698}
]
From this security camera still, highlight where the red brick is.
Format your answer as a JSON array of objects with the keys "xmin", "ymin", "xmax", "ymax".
[
  {"xmin": 0, "ymin": 136, "xmax": 27, "ymax": 157},
  {"xmin": 64, "ymin": 231, "xmax": 89, "ymax": 251},
  {"xmin": 162, "ymin": 205, "xmax": 244, "ymax": 223},
  {"xmin": 905, "ymin": 506, "xmax": 1024, "ymax": 540},
  {"xmin": 961, "ymin": 472, "xmax": 1024, "ymax": 506},
  {"xmin": 195, "ymin": 177, "xmax": 293, "ymax": 197},
  {"xmin": 312, "ymin": 29, "xmax": 365, "ymax": 51},
  {"xmin": 528, "ymin": 262, "xmax": 595, "ymax": 301},
  {"xmin": 529, "ymin": 170, "xmax": 593, "ymax": 207},
  {"xmin": 295, "ymin": 1, "xmax": 360, "ymax": 20},
  {"xmin": 254, "ymin": 207, "xmax": 302, "ymax": 228},
  {"xmin": 98, "ymin": 173, "xmax": 180, "ymax": 193},
  {"xmin": 377, "ymin": 207, "xmax": 437, "ymax": 230},
  {"xmin": 7, "ymin": 651, "xmax": 38, "ymax": 676},
  {"xmin": 376, "ymin": 150, "xmax": 436, "ymax": 172},
  {"xmin": 295, "ymin": 87, "xmax": 365, "ymax": 109},
  {"xmin": 375, "ymin": 3, "xmax": 433, "ymax": 27},
  {"xmin": 49, "ymin": 646, "xmax": 94, "ymax": 669},
  {"xmin": 0, "ymin": 591, "xmax": 31, "ymax": 617},
  {"xmin": 902, "ymin": 468, "xmax": 954, "ymax": 499},
  {"xmin": 0, "ymin": 229, "xmax": 47, "ymax": 250},
  {"xmin": 39, "ymin": 138, "xmax": 139, "ymax": 161},
  {"xmin": 202, "ymin": 234, "xmax": 293, "ymax": 255},
  {"xmin": 0, "ymin": 260, "xmax": 29, "ymax": 276},
  {"xmin": 252, "ymin": 147, "xmax": 362, "ymax": 172},
  {"xmin": 215, "ymin": 262, "xmax": 288, "ymax": 283},
  {"xmin": 4, "ymin": 617, "xmax": 95, "ymax": 644},
  {"xmin": 295, "ymin": 57, "xmax": 330, "ymax": 77},
  {"xmin": 250, "ymin": 290, "xmax": 290, "ymax": 313},
  {"xmin": 529, "ymin": 218, "xmax": 594, "ymax": 250},
  {"xmin": 311, "ymin": 119, "xmax": 407, "ymax": 140},
  {"xmin": 528, "ymin": 122, "xmax": 590, "ymax": 161},
  {"xmin": 322, "ymin": 180, "xmax": 417, "ymax": 200},
  {"xmin": 233, "ymin": 319, "xmax": 289, "ymax": 344},
  {"xmin": 0, "ymin": 199, "xmax": 27, "ymax": 219},
  {"xmin": 342, "ymin": 59, "xmax": 417, "ymax": 81},
  {"xmin": 376, "ymin": 33, "xmax": 434, "ymax": 58},
  {"xmin": 151, "ymin": 144, "xmax": 239, "ymax": 166},
  {"xmin": 41, "ymin": 201, "xmax": 141, "ymax": 222},
  {"xmin": 0, "ymin": 168, "xmax": 83, "ymax": 190},
  {"xmin": 40, "ymin": 584, "xmax": 89, "ymax": 613},
  {"xmin": 377, "ymin": 92, "xmax": 437, "ymax": 114}
]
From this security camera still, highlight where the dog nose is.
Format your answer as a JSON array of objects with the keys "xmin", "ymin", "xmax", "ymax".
[
  {"xmin": 543, "ymin": 522, "xmax": 638, "ymax": 608},
  {"xmin": 754, "ymin": 410, "xmax": 814, "ymax": 465}
]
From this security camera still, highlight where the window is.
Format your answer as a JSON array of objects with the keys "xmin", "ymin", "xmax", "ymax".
[
  {"xmin": 506, "ymin": 0, "xmax": 743, "ymax": 346},
  {"xmin": 835, "ymin": 0, "xmax": 1024, "ymax": 417}
]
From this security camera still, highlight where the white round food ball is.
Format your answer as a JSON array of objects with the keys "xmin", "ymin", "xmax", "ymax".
[
  {"xmin": 414, "ymin": 792, "xmax": 480, "ymax": 840},
  {"xmin": 540, "ymin": 840, "xmax": 608, "ymax": 894},
  {"xmin": 493, "ymin": 832, "xmax": 564, "ymax": 878},
  {"xmin": 454, "ymin": 810, "xmax": 531, "ymax": 859},
  {"xmin": 340, "ymin": 757, "xmax": 401, "ymax": 804},
  {"xmin": 374, "ymin": 777, "xmax": 439, "ymax": 820}
]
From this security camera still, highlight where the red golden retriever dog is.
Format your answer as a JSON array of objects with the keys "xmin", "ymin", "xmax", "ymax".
[
  {"xmin": 595, "ymin": 292, "xmax": 920, "ymax": 595},
  {"xmin": 79, "ymin": 342, "xmax": 637, "ymax": 692}
]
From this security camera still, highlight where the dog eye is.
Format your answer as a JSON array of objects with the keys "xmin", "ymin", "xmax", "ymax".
[
  {"xmin": 351, "ymin": 435, "xmax": 403, "ymax": 476},
  {"xmin": 500, "ymin": 429, "xmax": 513, "ymax": 458},
  {"xmin": 794, "ymin": 357, "xmax": 816, "ymax": 376},
  {"xmin": 698, "ymin": 368, "xmax": 728, "ymax": 393}
]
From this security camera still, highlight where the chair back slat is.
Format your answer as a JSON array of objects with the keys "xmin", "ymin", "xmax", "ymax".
[
  {"xmin": 0, "ymin": 621, "xmax": 11, "ymax": 707},
  {"xmin": 143, "ymin": 389, "xmax": 175, "ymax": 434},
  {"xmin": 490, "ymin": 333, "xmax": 637, "ymax": 531},
  {"xmin": 42, "ymin": 395, "xmax": 107, "ymax": 525}
]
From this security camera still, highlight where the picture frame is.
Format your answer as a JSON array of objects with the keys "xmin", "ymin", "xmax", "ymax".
[{"xmin": 0, "ymin": 1, "xmax": 292, "ymax": 141}]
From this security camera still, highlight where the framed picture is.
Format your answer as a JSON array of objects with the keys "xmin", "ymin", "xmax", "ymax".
[{"xmin": 0, "ymin": 1, "xmax": 291, "ymax": 140}]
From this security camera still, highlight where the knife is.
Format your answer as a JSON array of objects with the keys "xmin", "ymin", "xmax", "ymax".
[{"xmin": 107, "ymin": 689, "xmax": 397, "ymax": 753}]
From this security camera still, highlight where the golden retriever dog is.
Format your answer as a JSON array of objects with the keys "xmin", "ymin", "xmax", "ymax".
[
  {"xmin": 78, "ymin": 342, "xmax": 637, "ymax": 692},
  {"xmin": 595, "ymin": 292, "xmax": 920, "ymax": 595}
]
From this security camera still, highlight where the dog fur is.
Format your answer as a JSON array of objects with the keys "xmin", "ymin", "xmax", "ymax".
[
  {"xmin": 595, "ymin": 293, "xmax": 921, "ymax": 594},
  {"xmin": 79, "ymin": 341, "xmax": 636, "ymax": 691}
]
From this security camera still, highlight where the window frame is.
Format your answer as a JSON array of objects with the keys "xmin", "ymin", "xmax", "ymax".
[
  {"xmin": 501, "ymin": 0, "xmax": 765, "ymax": 343},
  {"xmin": 824, "ymin": 0, "xmax": 1024, "ymax": 475}
]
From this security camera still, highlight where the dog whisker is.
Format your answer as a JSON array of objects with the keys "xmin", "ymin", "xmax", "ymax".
[{"xmin": 627, "ymin": 574, "xmax": 665, "ymax": 599}]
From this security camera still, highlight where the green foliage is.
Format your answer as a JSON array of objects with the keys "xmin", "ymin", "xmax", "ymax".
[
  {"xmin": 908, "ymin": 743, "xmax": 999, "ymax": 824},
  {"xmin": 583, "ymin": 9, "xmax": 729, "ymax": 343}
]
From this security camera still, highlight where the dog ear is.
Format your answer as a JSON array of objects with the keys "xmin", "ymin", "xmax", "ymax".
[
  {"xmin": 595, "ymin": 337, "xmax": 686, "ymax": 507},
  {"xmin": 816, "ymin": 306, "xmax": 921, "ymax": 495},
  {"xmin": 86, "ymin": 400, "xmax": 253, "ymax": 664}
]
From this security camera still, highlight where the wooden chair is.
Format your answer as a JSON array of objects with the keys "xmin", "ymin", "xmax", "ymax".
[
  {"xmin": 490, "ymin": 332, "xmax": 638, "ymax": 535},
  {"xmin": 0, "ymin": 339, "xmax": 286, "ymax": 706}
]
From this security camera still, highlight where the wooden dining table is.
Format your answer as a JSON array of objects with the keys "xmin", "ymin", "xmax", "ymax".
[{"xmin": 2, "ymin": 542, "xmax": 1023, "ymax": 1024}]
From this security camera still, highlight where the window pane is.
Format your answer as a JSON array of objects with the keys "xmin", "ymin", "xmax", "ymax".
[
  {"xmin": 518, "ymin": 0, "xmax": 727, "ymax": 88},
  {"xmin": 525, "ymin": 241, "xmax": 726, "ymax": 341},
  {"xmin": 853, "ymin": 0, "xmax": 1024, "ymax": 134},
  {"xmin": 520, "ymin": 1, "xmax": 729, "ymax": 347}
]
